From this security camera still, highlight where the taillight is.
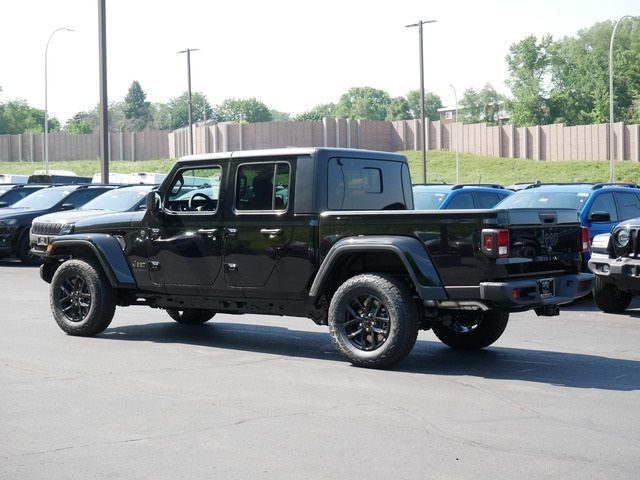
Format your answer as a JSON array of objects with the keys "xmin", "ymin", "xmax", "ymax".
[
  {"xmin": 481, "ymin": 228, "xmax": 509, "ymax": 258},
  {"xmin": 497, "ymin": 229, "xmax": 509, "ymax": 257},
  {"xmin": 580, "ymin": 226, "xmax": 590, "ymax": 252}
]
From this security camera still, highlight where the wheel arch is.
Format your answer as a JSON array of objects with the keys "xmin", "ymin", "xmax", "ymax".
[
  {"xmin": 44, "ymin": 234, "xmax": 136, "ymax": 288},
  {"xmin": 309, "ymin": 236, "xmax": 446, "ymax": 302}
]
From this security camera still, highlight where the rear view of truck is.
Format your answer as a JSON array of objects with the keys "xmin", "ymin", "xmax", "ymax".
[{"xmin": 316, "ymin": 205, "xmax": 592, "ymax": 368}]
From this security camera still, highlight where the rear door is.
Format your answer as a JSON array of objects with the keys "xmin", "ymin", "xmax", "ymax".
[{"xmin": 222, "ymin": 159, "xmax": 295, "ymax": 294}]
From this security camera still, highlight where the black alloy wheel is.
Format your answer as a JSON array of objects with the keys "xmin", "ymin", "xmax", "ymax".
[{"xmin": 328, "ymin": 273, "xmax": 419, "ymax": 369}]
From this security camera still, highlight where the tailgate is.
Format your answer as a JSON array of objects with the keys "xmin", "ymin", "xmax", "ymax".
[{"xmin": 499, "ymin": 208, "xmax": 583, "ymax": 278}]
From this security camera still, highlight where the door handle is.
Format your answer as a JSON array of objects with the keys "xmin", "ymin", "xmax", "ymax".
[
  {"xmin": 260, "ymin": 228, "xmax": 283, "ymax": 238},
  {"xmin": 198, "ymin": 228, "xmax": 218, "ymax": 239},
  {"xmin": 224, "ymin": 228, "xmax": 238, "ymax": 239}
]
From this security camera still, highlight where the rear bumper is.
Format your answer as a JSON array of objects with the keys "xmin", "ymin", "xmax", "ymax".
[
  {"xmin": 589, "ymin": 253, "xmax": 640, "ymax": 293},
  {"xmin": 479, "ymin": 272, "xmax": 593, "ymax": 309}
]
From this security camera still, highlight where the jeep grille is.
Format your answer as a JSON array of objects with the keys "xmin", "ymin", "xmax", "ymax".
[{"xmin": 31, "ymin": 222, "xmax": 64, "ymax": 236}]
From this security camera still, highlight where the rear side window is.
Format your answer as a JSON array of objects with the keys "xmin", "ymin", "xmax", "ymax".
[
  {"xmin": 446, "ymin": 192, "xmax": 474, "ymax": 209},
  {"xmin": 235, "ymin": 162, "xmax": 290, "ymax": 212},
  {"xmin": 475, "ymin": 192, "xmax": 502, "ymax": 209},
  {"xmin": 615, "ymin": 192, "xmax": 640, "ymax": 220},
  {"xmin": 328, "ymin": 157, "xmax": 407, "ymax": 210}
]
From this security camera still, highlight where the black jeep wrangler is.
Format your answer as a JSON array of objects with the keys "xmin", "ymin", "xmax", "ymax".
[
  {"xmin": 589, "ymin": 218, "xmax": 640, "ymax": 313},
  {"xmin": 39, "ymin": 148, "xmax": 593, "ymax": 368}
]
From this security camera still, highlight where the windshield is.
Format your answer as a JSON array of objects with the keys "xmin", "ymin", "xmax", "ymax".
[
  {"xmin": 80, "ymin": 189, "xmax": 148, "ymax": 211},
  {"xmin": 10, "ymin": 189, "xmax": 71, "ymax": 210},
  {"xmin": 496, "ymin": 190, "xmax": 590, "ymax": 210},
  {"xmin": 413, "ymin": 190, "xmax": 449, "ymax": 210}
]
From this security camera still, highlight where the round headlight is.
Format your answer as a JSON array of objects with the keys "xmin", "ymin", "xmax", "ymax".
[{"xmin": 616, "ymin": 229, "xmax": 630, "ymax": 248}]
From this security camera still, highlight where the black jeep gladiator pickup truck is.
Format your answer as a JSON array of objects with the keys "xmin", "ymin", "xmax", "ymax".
[{"xmin": 38, "ymin": 148, "xmax": 593, "ymax": 368}]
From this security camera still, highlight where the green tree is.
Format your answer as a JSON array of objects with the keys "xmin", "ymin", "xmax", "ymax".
[
  {"xmin": 550, "ymin": 19, "xmax": 640, "ymax": 125},
  {"xmin": 216, "ymin": 98, "xmax": 272, "ymax": 123},
  {"xmin": 157, "ymin": 92, "xmax": 214, "ymax": 130},
  {"xmin": 505, "ymin": 34, "xmax": 554, "ymax": 126},
  {"xmin": 269, "ymin": 109, "xmax": 291, "ymax": 121},
  {"xmin": 64, "ymin": 111, "xmax": 93, "ymax": 134},
  {"xmin": 123, "ymin": 80, "xmax": 152, "ymax": 130},
  {"xmin": 386, "ymin": 96, "xmax": 411, "ymax": 121},
  {"xmin": 79, "ymin": 102, "xmax": 126, "ymax": 133},
  {"xmin": 459, "ymin": 88, "xmax": 483, "ymax": 123},
  {"xmin": 0, "ymin": 99, "xmax": 59, "ymax": 134},
  {"xmin": 293, "ymin": 103, "xmax": 336, "ymax": 121},
  {"xmin": 335, "ymin": 87, "xmax": 392, "ymax": 120},
  {"xmin": 406, "ymin": 90, "xmax": 442, "ymax": 121},
  {"xmin": 460, "ymin": 84, "xmax": 509, "ymax": 124}
]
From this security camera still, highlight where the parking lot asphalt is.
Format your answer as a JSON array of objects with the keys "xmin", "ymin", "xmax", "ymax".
[{"xmin": 1, "ymin": 259, "xmax": 639, "ymax": 480}]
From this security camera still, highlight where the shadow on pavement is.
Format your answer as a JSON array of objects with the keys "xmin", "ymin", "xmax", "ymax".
[{"xmin": 101, "ymin": 320, "xmax": 640, "ymax": 392}]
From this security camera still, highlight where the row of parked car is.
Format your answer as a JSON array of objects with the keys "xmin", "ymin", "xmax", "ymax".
[
  {"xmin": 0, "ymin": 171, "xmax": 165, "ymax": 265},
  {"xmin": 413, "ymin": 181, "xmax": 640, "ymax": 314},
  {"xmin": 413, "ymin": 181, "xmax": 640, "ymax": 246}
]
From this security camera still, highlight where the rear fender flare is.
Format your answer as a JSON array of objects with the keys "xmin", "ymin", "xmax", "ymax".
[{"xmin": 310, "ymin": 236, "xmax": 446, "ymax": 301}]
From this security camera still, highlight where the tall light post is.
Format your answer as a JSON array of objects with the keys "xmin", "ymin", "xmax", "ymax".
[
  {"xmin": 450, "ymin": 84, "xmax": 459, "ymax": 184},
  {"xmin": 609, "ymin": 15, "xmax": 635, "ymax": 182},
  {"xmin": 44, "ymin": 27, "xmax": 73, "ymax": 174},
  {"xmin": 406, "ymin": 19, "xmax": 436, "ymax": 184},
  {"xmin": 178, "ymin": 48, "xmax": 199, "ymax": 155}
]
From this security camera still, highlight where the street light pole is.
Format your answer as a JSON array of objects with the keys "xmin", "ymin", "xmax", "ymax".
[
  {"xmin": 44, "ymin": 27, "xmax": 73, "ymax": 174},
  {"xmin": 178, "ymin": 48, "xmax": 200, "ymax": 155},
  {"xmin": 609, "ymin": 15, "xmax": 635, "ymax": 182},
  {"xmin": 406, "ymin": 20, "xmax": 436, "ymax": 183},
  {"xmin": 450, "ymin": 84, "xmax": 459, "ymax": 184}
]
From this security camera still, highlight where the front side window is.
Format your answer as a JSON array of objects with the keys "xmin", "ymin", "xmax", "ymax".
[
  {"xmin": 588, "ymin": 192, "xmax": 618, "ymax": 222},
  {"xmin": 236, "ymin": 162, "xmax": 290, "ymax": 212},
  {"xmin": 165, "ymin": 166, "xmax": 222, "ymax": 212}
]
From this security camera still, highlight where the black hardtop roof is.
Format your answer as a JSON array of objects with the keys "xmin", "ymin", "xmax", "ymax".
[{"xmin": 175, "ymin": 147, "xmax": 407, "ymax": 166}]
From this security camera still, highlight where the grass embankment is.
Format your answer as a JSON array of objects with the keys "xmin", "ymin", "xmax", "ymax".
[
  {"xmin": 2, "ymin": 151, "xmax": 640, "ymax": 185},
  {"xmin": 403, "ymin": 150, "xmax": 640, "ymax": 185}
]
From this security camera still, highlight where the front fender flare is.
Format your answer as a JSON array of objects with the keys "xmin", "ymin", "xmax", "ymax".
[
  {"xmin": 46, "ymin": 233, "xmax": 136, "ymax": 288},
  {"xmin": 310, "ymin": 236, "xmax": 446, "ymax": 301}
]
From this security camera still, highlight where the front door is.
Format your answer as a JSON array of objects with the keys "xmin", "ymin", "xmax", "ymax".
[{"xmin": 147, "ymin": 164, "xmax": 224, "ymax": 290}]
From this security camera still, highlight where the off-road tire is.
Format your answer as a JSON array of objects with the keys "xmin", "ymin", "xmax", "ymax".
[
  {"xmin": 50, "ymin": 259, "xmax": 116, "ymax": 336},
  {"xmin": 17, "ymin": 231, "xmax": 41, "ymax": 266},
  {"xmin": 166, "ymin": 308, "xmax": 216, "ymax": 325},
  {"xmin": 328, "ymin": 273, "xmax": 419, "ymax": 369},
  {"xmin": 432, "ymin": 311, "xmax": 509, "ymax": 350},
  {"xmin": 593, "ymin": 275, "xmax": 632, "ymax": 313}
]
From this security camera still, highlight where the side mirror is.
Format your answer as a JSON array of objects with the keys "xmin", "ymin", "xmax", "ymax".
[
  {"xmin": 589, "ymin": 211, "xmax": 611, "ymax": 222},
  {"xmin": 60, "ymin": 203, "xmax": 75, "ymax": 211},
  {"xmin": 146, "ymin": 191, "xmax": 161, "ymax": 213},
  {"xmin": 0, "ymin": 202, "xmax": 8, "ymax": 208}
]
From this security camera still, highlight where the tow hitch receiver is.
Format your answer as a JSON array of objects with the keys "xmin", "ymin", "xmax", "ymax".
[{"xmin": 534, "ymin": 305, "xmax": 560, "ymax": 317}]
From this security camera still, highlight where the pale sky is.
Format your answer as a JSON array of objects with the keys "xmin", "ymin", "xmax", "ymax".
[{"xmin": 1, "ymin": 0, "xmax": 637, "ymax": 125}]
